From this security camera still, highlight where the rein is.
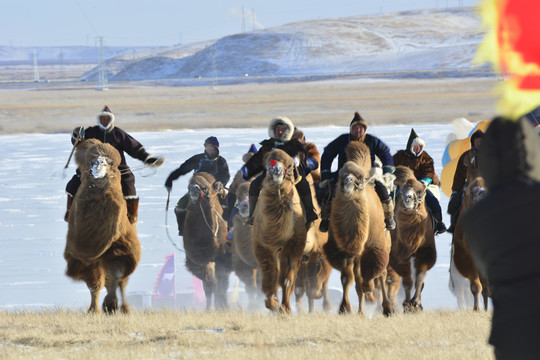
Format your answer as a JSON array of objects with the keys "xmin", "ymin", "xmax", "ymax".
[{"xmin": 190, "ymin": 184, "xmax": 221, "ymax": 239}]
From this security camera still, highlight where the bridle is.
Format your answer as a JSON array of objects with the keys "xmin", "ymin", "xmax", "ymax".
[{"xmin": 189, "ymin": 183, "xmax": 221, "ymax": 239}]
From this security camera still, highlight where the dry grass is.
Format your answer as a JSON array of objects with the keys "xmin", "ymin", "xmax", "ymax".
[
  {"xmin": 0, "ymin": 70, "xmax": 499, "ymax": 135},
  {"xmin": 0, "ymin": 309, "xmax": 493, "ymax": 359}
]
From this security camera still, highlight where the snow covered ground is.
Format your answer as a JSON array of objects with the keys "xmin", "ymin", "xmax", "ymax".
[{"xmin": 0, "ymin": 123, "xmax": 475, "ymax": 312}]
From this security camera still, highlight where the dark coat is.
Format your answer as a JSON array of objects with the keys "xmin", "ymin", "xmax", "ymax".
[
  {"xmin": 320, "ymin": 133, "xmax": 393, "ymax": 180},
  {"xmin": 165, "ymin": 152, "xmax": 230, "ymax": 187},
  {"xmin": 244, "ymin": 138, "xmax": 306, "ymax": 178},
  {"xmin": 462, "ymin": 117, "xmax": 540, "ymax": 359},
  {"xmin": 393, "ymin": 150, "xmax": 437, "ymax": 184},
  {"xmin": 73, "ymin": 126, "xmax": 151, "ymax": 173}
]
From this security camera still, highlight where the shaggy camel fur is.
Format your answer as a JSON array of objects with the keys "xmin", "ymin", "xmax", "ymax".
[
  {"xmin": 324, "ymin": 141, "xmax": 393, "ymax": 316},
  {"xmin": 230, "ymin": 180, "xmax": 261, "ymax": 309},
  {"xmin": 183, "ymin": 172, "xmax": 232, "ymax": 310},
  {"xmin": 64, "ymin": 139, "xmax": 141, "ymax": 314},
  {"xmin": 388, "ymin": 165, "xmax": 436, "ymax": 312},
  {"xmin": 252, "ymin": 149, "xmax": 307, "ymax": 312},
  {"xmin": 452, "ymin": 177, "xmax": 489, "ymax": 311}
]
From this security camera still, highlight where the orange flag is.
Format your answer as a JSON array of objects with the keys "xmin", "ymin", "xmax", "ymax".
[{"xmin": 475, "ymin": 0, "xmax": 540, "ymax": 118}]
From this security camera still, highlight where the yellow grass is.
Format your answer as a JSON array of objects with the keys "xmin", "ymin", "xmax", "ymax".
[{"xmin": 0, "ymin": 309, "xmax": 493, "ymax": 359}]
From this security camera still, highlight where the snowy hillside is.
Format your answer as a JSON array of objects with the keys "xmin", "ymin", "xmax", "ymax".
[{"xmin": 101, "ymin": 7, "xmax": 486, "ymax": 81}]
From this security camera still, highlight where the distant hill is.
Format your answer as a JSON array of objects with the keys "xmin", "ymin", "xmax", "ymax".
[{"xmin": 86, "ymin": 7, "xmax": 488, "ymax": 82}]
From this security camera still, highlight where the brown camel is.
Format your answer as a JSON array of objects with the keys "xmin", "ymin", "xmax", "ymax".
[
  {"xmin": 64, "ymin": 139, "xmax": 141, "ymax": 314},
  {"xmin": 183, "ymin": 172, "xmax": 232, "ymax": 310},
  {"xmin": 452, "ymin": 176, "xmax": 489, "ymax": 311},
  {"xmin": 252, "ymin": 149, "xmax": 307, "ymax": 313},
  {"xmin": 230, "ymin": 179, "xmax": 262, "ymax": 309},
  {"xmin": 389, "ymin": 165, "xmax": 436, "ymax": 312},
  {"xmin": 323, "ymin": 141, "xmax": 393, "ymax": 316}
]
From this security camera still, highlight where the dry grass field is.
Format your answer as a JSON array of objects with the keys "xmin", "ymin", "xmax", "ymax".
[
  {"xmin": 0, "ymin": 74, "xmax": 499, "ymax": 135},
  {"xmin": 0, "ymin": 309, "xmax": 493, "ymax": 359}
]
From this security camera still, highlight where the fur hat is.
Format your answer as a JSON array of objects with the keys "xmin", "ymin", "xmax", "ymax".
[
  {"xmin": 204, "ymin": 136, "xmax": 220, "ymax": 149},
  {"xmin": 97, "ymin": 105, "xmax": 115, "ymax": 131},
  {"xmin": 242, "ymin": 144, "xmax": 258, "ymax": 163},
  {"xmin": 350, "ymin": 112, "xmax": 368, "ymax": 132},
  {"xmin": 268, "ymin": 116, "xmax": 294, "ymax": 141},
  {"xmin": 406, "ymin": 128, "xmax": 425, "ymax": 157}
]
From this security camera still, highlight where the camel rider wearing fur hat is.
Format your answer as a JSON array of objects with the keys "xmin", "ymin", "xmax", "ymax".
[
  {"xmin": 65, "ymin": 105, "xmax": 164, "ymax": 224},
  {"xmin": 241, "ymin": 116, "xmax": 319, "ymax": 229},
  {"xmin": 319, "ymin": 112, "xmax": 396, "ymax": 232},
  {"xmin": 446, "ymin": 129, "xmax": 484, "ymax": 233},
  {"xmin": 164, "ymin": 136, "xmax": 230, "ymax": 236},
  {"xmin": 393, "ymin": 128, "xmax": 447, "ymax": 235}
]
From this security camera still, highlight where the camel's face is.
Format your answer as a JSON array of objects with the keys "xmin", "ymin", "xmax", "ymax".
[
  {"xmin": 89, "ymin": 156, "xmax": 114, "ymax": 179},
  {"xmin": 237, "ymin": 197, "xmax": 250, "ymax": 218},
  {"xmin": 400, "ymin": 179, "xmax": 426, "ymax": 211},
  {"xmin": 467, "ymin": 178, "xmax": 487, "ymax": 203},
  {"xmin": 189, "ymin": 178, "xmax": 212, "ymax": 203},
  {"xmin": 266, "ymin": 151, "xmax": 294, "ymax": 186},
  {"xmin": 339, "ymin": 162, "xmax": 365, "ymax": 196}
]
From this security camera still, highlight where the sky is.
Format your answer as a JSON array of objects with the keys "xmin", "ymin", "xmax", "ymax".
[
  {"xmin": 1, "ymin": 0, "xmax": 480, "ymax": 47},
  {"xmin": 0, "ymin": 122, "xmax": 479, "ymax": 312}
]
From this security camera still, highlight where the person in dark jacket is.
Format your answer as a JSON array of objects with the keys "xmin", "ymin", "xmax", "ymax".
[
  {"xmin": 462, "ymin": 116, "xmax": 540, "ymax": 360},
  {"xmin": 393, "ymin": 128, "xmax": 447, "ymax": 234},
  {"xmin": 165, "ymin": 136, "xmax": 230, "ymax": 236},
  {"xmin": 447, "ymin": 129, "xmax": 484, "ymax": 233},
  {"xmin": 241, "ymin": 116, "xmax": 319, "ymax": 229},
  {"xmin": 65, "ymin": 105, "xmax": 163, "ymax": 224},
  {"xmin": 319, "ymin": 112, "xmax": 395, "ymax": 232}
]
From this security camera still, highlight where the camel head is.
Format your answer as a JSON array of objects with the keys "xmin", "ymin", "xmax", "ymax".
[
  {"xmin": 188, "ymin": 172, "xmax": 218, "ymax": 204},
  {"xmin": 338, "ymin": 161, "xmax": 368, "ymax": 196},
  {"xmin": 264, "ymin": 149, "xmax": 297, "ymax": 186},
  {"xmin": 75, "ymin": 139, "xmax": 121, "ymax": 189},
  {"xmin": 399, "ymin": 178, "xmax": 426, "ymax": 211},
  {"xmin": 464, "ymin": 177, "xmax": 487, "ymax": 208},
  {"xmin": 236, "ymin": 182, "xmax": 251, "ymax": 218}
]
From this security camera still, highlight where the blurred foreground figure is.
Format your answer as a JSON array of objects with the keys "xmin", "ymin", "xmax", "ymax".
[{"xmin": 462, "ymin": 116, "xmax": 540, "ymax": 360}]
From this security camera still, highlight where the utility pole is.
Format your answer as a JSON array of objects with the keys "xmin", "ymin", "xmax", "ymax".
[
  {"xmin": 33, "ymin": 49, "xmax": 40, "ymax": 82},
  {"xmin": 97, "ymin": 36, "xmax": 108, "ymax": 91}
]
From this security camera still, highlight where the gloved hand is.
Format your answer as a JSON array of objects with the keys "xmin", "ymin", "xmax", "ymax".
[
  {"xmin": 420, "ymin": 177, "xmax": 432, "ymax": 188},
  {"xmin": 240, "ymin": 165, "xmax": 249, "ymax": 181},
  {"xmin": 306, "ymin": 157, "xmax": 319, "ymax": 171},
  {"xmin": 383, "ymin": 165, "xmax": 395, "ymax": 175},
  {"xmin": 71, "ymin": 126, "xmax": 85, "ymax": 143},
  {"xmin": 145, "ymin": 155, "xmax": 164, "ymax": 168}
]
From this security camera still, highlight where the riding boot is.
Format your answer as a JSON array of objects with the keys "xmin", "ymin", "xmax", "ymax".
[
  {"xmin": 300, "ymin": 195, "xmax": 319, "ymax": 230},
  {"xmin": 425, "ymin": 190, "xmax": 447, "ymax": 235},
  {"xmin": 432, "ymin": 209, "xmax": 447, "ymax": 235},
  {"xmin": 64, "ymin": 194, "xmax": 74, "ymax": 222},
  {"xmin": 247, "ymin": 195, "xmax": 258, "ymax": 225},
  {"xmin": 319, "ymin": 196, "xmax": 332, "ymax": 233},
  {"xmin": 447, "ymin": 212, "xmax": 459, "ymax": 234},
  {"xmin": 382, "ymin": 198, "xmax": 396, "ymax": 230},
  {"xmin": 175, "ymin": 207, "xmax": 187, "ymax": 236},
  {"xmin": 126, "ymin": 197, "xmax": 139, "ymax": 224}
]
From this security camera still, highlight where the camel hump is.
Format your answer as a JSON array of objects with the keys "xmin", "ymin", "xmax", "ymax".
[
  {"xmin": 191, "ymin": 171, "xmax": 217, "ymax": 187},
  {"xmin": 393, "ymin": 165, "xmax": 416, "ymax": 187},
  {"xmin": 75, "ymin": 139, "xmax": 121, "ymax": 170},
  {"xmin": 345, "ymin": 141, "xmax": 371, "ymax": 174}
]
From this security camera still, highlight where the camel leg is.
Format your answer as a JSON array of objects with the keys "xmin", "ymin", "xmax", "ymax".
[
  {"xmin": 85, "ymin": 265, "xmax": 106, "ymax": 314},
  {"xmin": 377, "ymin": 270, "xmax": 394, "ymax": 316},
  {"xmin": 278, "ymin": 248, "xmax": 302, "ymax": 314},
  {"xmin": 395, "ymin": 261, "xmax": 414, "ymax": 312},
  {"xmin": 339, "ymin": 261, "xmax": 354, "ymax": 314},
  {"xmin": 410, "ymin": 270, "xmax": 426, "ymax": 311},
  {"xmin": 386, "ymin": 267, "xmax": 401, "ymax": 310},
  {"xmin": 103, "ymin": 261, "xmax": 124, "ymax": 314},
  {"xmin": 202, "ymin": 263, "xmax": 216, "ymax": 310},
  {"xmin": 118, "ymin": 278, "xmax": 130, "ymax": 314},
  {"xmin": 254, "ymin": 243, "xmax": 279, "ymax": 311},
  {"xmin": 469, "ymin": 277, "xmax": 483, "ymax": 311},
  {"xmin": 354, "ymin": 262, "xmax": 368, "ymax": 316},
  {"xmin": 215, "ymin": 261, "xmax": 230, "ymax": 311},
  {"xmin": 322, "ymin": 278, "xmax": 332, "ymax": 312}
]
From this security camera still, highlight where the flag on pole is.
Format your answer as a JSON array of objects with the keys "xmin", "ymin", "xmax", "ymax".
[
  {"xmin": 152, "ymin": 253, "xmax": 175, "ymax": 299},
  {"xmin": 475, "ymin": 0, "xmax": 540, "ymax": 119}
]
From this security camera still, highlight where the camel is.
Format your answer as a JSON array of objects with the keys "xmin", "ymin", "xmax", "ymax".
[
  {"xmin": 451, "ymin": 176, "xmax": 489, "ymax": 311},
  {"xmin": 389, "ymin": 165, "xmax": 436, "ymax": 312},
  {"xmin": 323, "ymin": 141, "xmax": 393, "ymax": 316},
  {"xmin": 229, "ymin": 180, "xmax": 262, "ymax": 309},
  {"xmin": 64, "ymin": 139, "xmax": 141, "ymax": 314},
  {"xmin": 252, "ymin": 149, "xmax": 308, "ymax": 313},
  {"xmin": 182, "ymin": 172, "xmax": 232, "ymax": 310}
]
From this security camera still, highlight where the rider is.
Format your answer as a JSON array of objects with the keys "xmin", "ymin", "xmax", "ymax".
[
  {"xmin": 319, "ymin": 112, "xmax": 396, "ymax": 232},
  {"xmin": 393, "ymin": 128, "xmax": 447, "ymax": 235},
  {"xmin": 164, "ymin": 136, "xmax": 230, "ymax": 236},
  {"xmin": 65, "ymin": 105, "xmax": 163, "ymax": 224},
  {"xmin": 447, "ymin": 129, "xmax": 484, "ymax": 233},
  {"xmin": 241, "ymin": 116, "xmax": 319, "ymax": 229}
]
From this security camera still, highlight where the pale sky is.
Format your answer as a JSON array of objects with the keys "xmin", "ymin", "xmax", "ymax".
[{"xmin": 1, "ymin": 0, "xmax": 479, "ymax": 47}]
